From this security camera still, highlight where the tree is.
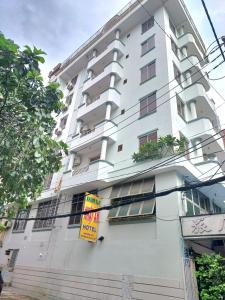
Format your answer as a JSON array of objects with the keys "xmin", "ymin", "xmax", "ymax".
[
  {"xmin": 0, "ymin": 33, "xmax": 67, "ymax": 216},
  {"xmin": 195, "ymin": 253, "xmax": 225, "ymax": 300}
]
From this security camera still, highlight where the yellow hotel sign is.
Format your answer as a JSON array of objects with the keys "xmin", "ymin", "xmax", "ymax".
[{"xmin": 79, "ymin": 193, "xmax": 101, "ymax": 243}]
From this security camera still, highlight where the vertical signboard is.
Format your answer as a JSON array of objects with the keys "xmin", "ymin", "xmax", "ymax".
[{"xmin": 79, "ymin": 193, "xmax": 101, "ymax": 243}]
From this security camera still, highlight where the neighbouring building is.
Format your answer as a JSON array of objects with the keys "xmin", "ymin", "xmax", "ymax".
[{"xmin": 1, "ymin": 0, "xmax": 225, "ymax": 299}]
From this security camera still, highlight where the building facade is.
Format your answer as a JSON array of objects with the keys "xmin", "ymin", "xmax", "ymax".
[{"xmin": 1, "ymin": 0, "xmax": 225, "ymax": 299}]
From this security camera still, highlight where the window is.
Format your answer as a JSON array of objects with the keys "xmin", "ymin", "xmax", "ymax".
[
  {"xmin": 171, "ymin": 39, "xmax": 179, "ymax": 57},
  {"xmin": 43, "ymin": 174, "xmax": 53, "ymax": 190},
  {"xmin": 184, "ymin": 185, "xmax": 211, "ymax": 216},
  {"xmin": 66, "ymin": 93, "xmax": 73, "ymax": 105},
  {"xmin": 12, "ymin": 208, "xmax": 30, "ymax": 233},
  {"xmin": 68, "ymin": 193, "xmax": 85, "ymax": 225},
  {"xmin": 108, "ymin": 178, "xmax": 155, "ymax": 220},
  {"xmin": 140, "ymin": 91, "xmax": 157, "ymax": 117},
  {"xmin": 139, "ymin": 130, "xmax": 157, "ymax": 146},
  {"xmin": 68, "ymin": 190, "xmax": 97, "ymax": 226},
  {"xmin": 118, "ymin": 144, "xmax": 123, "ymax": 152},
  {"xmin": 89, "ymin": 155, "xmax": 100, "ymax": 163},
  {"xmin": 169, "ymin": 20, "xmax": 176, "ymax": 36},
  {"xmin": 176, "ymin": 94, "xmax": 185, "ymax": 120},
  {"xmin": 141, "ymin": 60, "xmax": 156, "ymax": 83},
  {"xmin": 213, "ymin": 203, "xmax": 222, "ymax": 213},
  {"xmin": 142, "ymin": 17, "xmax": 154, "ymax": 34},
  {"xmin": 141, "ymin": 35, "xmax": 155, "ymax": 56},
  {"xmin": 60, "ymin": 115, "xmax": 68, "ymax": 130},
  {"xmin": 173, "ymin": 64, "xmax": 182, "ymax": 86},
  {"xmin": 33, "ymin": 199, "xmax": 58, "ymax": 230},
  {"xmin": 8, "ymin": 249, "xmax": 19, "ymax": 270},
  {"xmin": 71, "ymin": 75, "xmax": 78, "ymax": 86}
]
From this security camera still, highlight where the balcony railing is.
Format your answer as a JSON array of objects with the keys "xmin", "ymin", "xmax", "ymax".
[{"xmin": 77, "ymin": 88, "xmax": 120, "ymax": 120}]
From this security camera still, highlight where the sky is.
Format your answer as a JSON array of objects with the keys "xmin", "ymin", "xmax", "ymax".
[{"xmin": 0, "ymin": 0, "xmax": 224, "ymax": 113}]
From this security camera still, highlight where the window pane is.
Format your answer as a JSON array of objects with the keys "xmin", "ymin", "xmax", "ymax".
[
  {"xmin": 130, "ymin": 180, "xmax": 141, "ymax": 195},
  {"xmin": 141, "ymin": 66, "xmax": 148, "ymax": 83},
  {"xmin": 120, "ymin": 183, "xmax": 131, "ymax": 197},
  {"xmin": 173, "ymin": 64, "xmax": 182, "ymax": 86},
  {"xmin": 129, "ymin": 202, "xmax": 142, "ymax": 215},
  {"xmin": 139, "ymin": 135, "xmax": 148, "ymax": 146},
  {"xmin": 141, "ymin": 199, "xmax": 155, "ymax": 214},
  {"xmin": 108, "ymin": 207, "xmax": 118, "ymax": 218},
  {"xmin": 141, "ymin": 41, "xmax": 148, "ymax": 55},
  {"xmin": 141, "ymin": 36, "xmax": 155, "ymax": 55},
  {"xmin": 148, "ymin": 93, "xmax": 156, "ymax": 113},
  {"xmin": 111, "ymin": 185, "xmax": 121, "ymax": 199},
  {"xmin": 68, "ymin": 193, "xmax": 84, "ymax": 225},
  {"xmin": 148, "ymin": 62, "xmax": 156, "ymax": 78},
  {"xmin": 192, "ymin": 190, "xmax": 199, "ymax": 205},
  {"xmin": 117, "ymin": 204, "xmax": 130, "ymax": 217},
  {"xmin": 142, "ymin": 17, "xmax": 154, "ymax": 34},
  {"xmin": 140, "ymin": 98, "xmax": 148, "ymax": 117},
  {"xmin": 141, "ymin": 178, "xmax": 155, "ymax": 194},
  {"xmin": 194, "ymin": 205, "xmax": 200, "ymax": 215},
  {"xmin": 186, "ymin": 200, "xmax": 194, "ymax": 216},
  {"xmin": 148, "ymin": 131, "xmax": 157, "ymax": 142}
]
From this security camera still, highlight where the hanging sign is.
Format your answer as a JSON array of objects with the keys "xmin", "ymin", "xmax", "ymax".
[{"xmin": 79, "ymin": 193, "xmax": 101, "ymax": 243}]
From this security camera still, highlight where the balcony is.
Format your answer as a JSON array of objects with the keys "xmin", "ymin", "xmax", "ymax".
[
  {"xmin": 184, "ymin": 83, "xmax": 214, "ymax": 111},
  {"xmin": 181, "ymin": 55, "xmax": 210, "ymax": 91},
  {"xmin": 87, "ymin": 39, "xmax": 125, "ymax": 71},
  {"xmin": 61, "ymin": 160, "xmax": 114, "ymax": 191},
  {"xmin": 77, "ymin": 88, "xmax": 120, "ymax": 120},
  {"xmin": 184, "ymin": 83, "xmax": 218, "ymax": 127},
  {"xmin": 82, "ymin": 61, "xmax": 123, "ymax": 95},
  {"xmin": 195, "ymin": 159, "xmax": 223, "ymax": 177},
  {"xmin": 184, "ymin": 117, "xmax": 224, "ymax": 152},
  {"xmin": 181, "ymin": 213, "xmax": 225, "ymax": 239},
  {"xmin": 178, "ymin": 33, "xmax": 206, "ymax": 64},
  {"xmin": 70, "ymin": 120, "xmax": 117, "ymax": 152}
]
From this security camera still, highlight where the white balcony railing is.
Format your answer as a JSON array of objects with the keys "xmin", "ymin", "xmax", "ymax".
[
  {"xmin": 178, "ymin": 32, "xmax": 205, "ymax": 62},
  {"xmin": 82, "ymin": 61, "xmax": 123, "ymax": 94},
  {"xmin": 61, "ymin": 160, "xmax": 114, "ymax": 190},
  {"xmin": 70, "ymin": 120, "xmax": 117, "ymax": 152},
  {"xmin": 87, "ymin": 39, "xmax": 125, "ymax": 70},
  {"xmin": 77, "ymin": 88, "xmax": 120, "ymax": 119}
]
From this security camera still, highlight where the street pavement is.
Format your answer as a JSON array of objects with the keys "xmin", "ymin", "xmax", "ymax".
[{"xmin": 0, "ymin": 289, "xmax": 38, "ymax": 300}]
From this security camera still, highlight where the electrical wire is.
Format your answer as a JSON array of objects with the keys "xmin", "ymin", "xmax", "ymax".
[
  {"xmin": 200, "ymin": 0, "xmax": 225, "ymax": 62},
  {"xmin": 23, "ymin": 129, "xmax": 225, "ymax": 213},
  {"xmin": 5, "ymin": 174, "xmax": 225, "ymax": 222},
  {"xmin": 66, "ymin": 55, "xmax": 224, "ymax": 156}
]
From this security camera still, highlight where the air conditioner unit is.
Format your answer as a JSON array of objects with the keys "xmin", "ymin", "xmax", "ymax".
[{"xmin": 73, "ymin": 156, "xmax": 81, "ymax": 166}]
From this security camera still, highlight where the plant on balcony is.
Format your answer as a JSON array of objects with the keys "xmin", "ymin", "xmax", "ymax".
[
  {"xmin": 132, "ymin": 135, "xmax": 187, "ymax": 162},
  {"xmin": 195, "ymin": 253, "xmax": 225, "ymax": 300}
]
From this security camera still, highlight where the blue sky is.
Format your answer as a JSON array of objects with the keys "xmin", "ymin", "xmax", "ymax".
[{"xmin": 0, "ymin": 0, "xmax": 224, "ymax": 112}]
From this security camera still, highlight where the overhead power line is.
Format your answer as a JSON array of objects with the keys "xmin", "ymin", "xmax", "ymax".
[
  {"xmin": 6, "ymin": 174, "xmax": 225, "ymax": 222},
  {"xmin": 13, "ymin": 130, "xmax": 225, "ymax": 212},
  {"xmin": 200, "ymin": 0, "xmax": 225, "ymax": 62}
]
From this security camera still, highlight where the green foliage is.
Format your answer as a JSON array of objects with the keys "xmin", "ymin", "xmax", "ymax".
[
  {"xmin": 0, "ymin": 33, "xmax": 68, "ymax": 215},
  {"xmin": 196, "ymin": 253, "xmax": 225, "ymax": 300},
  {"xmin": 132, "ymin": 135, "xmax": 187, "ymax": 162}
]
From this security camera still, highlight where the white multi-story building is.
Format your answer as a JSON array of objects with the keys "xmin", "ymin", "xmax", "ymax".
[{"xmin": 1, "ymin": 0, "xmax": 225, "ymax": 299}]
